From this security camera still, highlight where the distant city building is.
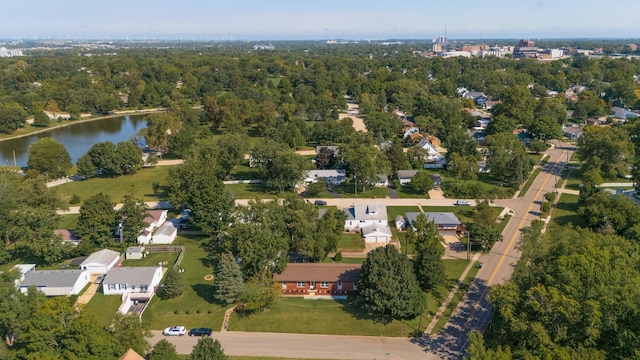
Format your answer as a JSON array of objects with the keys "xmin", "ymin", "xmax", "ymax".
[
  {"xmin": 0, "ymin": 47, "xmax": 23, "ymax": 57},
  {"xmin": 252, "ymin": 43, "xmax": 274, "ymax": 51}
]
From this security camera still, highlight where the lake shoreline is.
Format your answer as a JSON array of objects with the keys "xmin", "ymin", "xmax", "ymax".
[{"xmin": 0, "ymin": 108, "xmax": 165, "ymax": 143}]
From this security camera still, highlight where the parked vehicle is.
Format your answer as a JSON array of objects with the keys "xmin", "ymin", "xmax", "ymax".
[
  {"xmin": 454, "ymin": 200, "xmax": 472, "ymax": 206},
  {"xmin": 188, "ymin": 327, "xmax": 213, "ymax": 336},
  {"xmin": 162, "ymin": 326, "xmax": 186, "ymax": 336},
  {"xmin": 314, "ymin": 200, "xmax": 328, "ymax": 206}
]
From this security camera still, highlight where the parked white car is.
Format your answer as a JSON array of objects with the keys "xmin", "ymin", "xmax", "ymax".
[
  {"xmin": 162, "ymin": 326, "xmax": 186, "ymax": 336},
  {"xmin": 454, "ymin": 200, "xmax": 472, "ymax": 206}
]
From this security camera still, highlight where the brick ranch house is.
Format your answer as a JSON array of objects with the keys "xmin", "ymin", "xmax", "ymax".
[{"xmin": 274, "ymin": 263, "xmax": 361, "ymax": 296}]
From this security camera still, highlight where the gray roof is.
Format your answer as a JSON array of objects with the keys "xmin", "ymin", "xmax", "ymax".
[
  {"xmin": 377, "ymin": 174, "xmax": 389, "ymax": 182},
  {"xmin": 397, "ymin": 170, "xmax": 419, "ymax": 180},
  {"xmin": 406, "ymin": 212, "xmax": 462, "ymax": 226},
  {"xmin": 126, "ymin": 246, "xmax": 145, "ymax": 253},
  {"xmin": 154, "ymin": 222, "xmax": 177, "ymax": 237},
  {"xmin": 81, "ymin": 249, "xmax": 120, "ymax": 267},
  {"xmin": 103, "ymin": 267, "xmax": 160, "ymax": 286},
  {"xmin": 344, "ymin": 204, "xmax": 388, "ymax": 221},
  {"xmin": 395, "ymin": 215, "xmax": 405, "ymax": 223},
  {"xmin": 20, "ymin": 270, "xmax": 86, "ymax": 288}
]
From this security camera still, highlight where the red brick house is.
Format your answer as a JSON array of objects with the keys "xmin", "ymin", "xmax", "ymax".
[{"xmin": 274, "ymin": 263, "xmax": 361, "ymax": 296}]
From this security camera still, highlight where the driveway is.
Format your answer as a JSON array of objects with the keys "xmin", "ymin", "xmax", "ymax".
[{"xmin": 76, "ymin": 275, "xmax": 100, "ymax": 306}]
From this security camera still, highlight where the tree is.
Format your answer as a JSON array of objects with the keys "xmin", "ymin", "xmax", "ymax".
[
  {"xmin": 528, "ymin": 116, "xmax": 563, "ymax": 140},
  {"xmin": 486, "ymin": 133, "xmax": 533, "ymax": 186},
  {"xmin": 357, "ymin": 245, "xmax": 426, "ymax": 321},
  {"xmin": 76, "ymin": 153, "xmax": 97, "ymax": 178},
  {"xmin": 493, "ymin": 84, "xmax": 535, "ymax": 126},
  {"xmin": 214, "ymin": 133, "xmax": 247, "ymax": 178},
  {"xmin": 412, "ymin": 214, "xmax": 446, "ymax": 291},
  {"xmin": 33, "ymin": 111, "xmax": 50, "ymax": 127},
  {"xmin": 384, "ymin": 139, "xmax": 410, "ymax": 176},
  {"xmin": 27, "ymin": 138, "xmax": 72, "ymax": 179},
  {"xmin": 111, "ymin": 314, "xmax": 150, "ymax": 356},
  {"xmin": 340, "ymin": 140, "xmax": 384, "ymax": 194},
  {"xmin": 117, "ymin": 192, "xmax": 148, "ymax": 243},
  {"xmin": 212, "ymin": 253, "xmax": 244, "ymax": 305},
  {"xmin": 113, "ymin": 141, "xmax": 144, "ymax": 175},
  {"xmin": 161, "ymin": 269, "xmax": 185, "ymax": 299},
  {"xmin": 189, "ymin": 337, "xmax": 227, "ymax": 360},
  {"xmin": 168, "ymin": 155, "xmax": 234, "ymax": 235},
  {"xmin": 149, "ymin": 339, "xmax": 179, "ymax": 360},
  {"xmin": 409, "ymin": 171, "xmax": 435, "ymax": 194},
  {"xmin": 0, "ymin": 101, "xmax": 27, "ymax": 134},
  {"xmin": 527, "ymin": 140, "xmax": 548, "ymax": 154},
  {"xmin": 316, "ymin": 146, "xmax": 337, "ymax": 170},
  {"xmin": 140, "ymin": 112, "xmax": 181, "ymax": 154},
  {"xmin": 447, "ymin": 153, "xmax": 479, "ymax": 185},
  {"xmin": 577, "ymin": 125, "xmax": 633, "ymax": 179},
  {"xmin": 77, "ymin": 193, "xmax": 116, "ymax": 248},
  {"xmin": 250, "ymin": 140, "xmax": 312, "ymax": 192}
]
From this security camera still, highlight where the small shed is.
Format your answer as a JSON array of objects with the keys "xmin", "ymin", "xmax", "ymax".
[
  {"xmin": 152, "ymin": 222, "xmax": 177, "ymax": 244},
  {"xmin": 125, "ymin": 246, "xmax": 145, "ymax": 260},
  {"xmin": 394, "ymin": 215, "xmax": 406, "ymax": 231}
]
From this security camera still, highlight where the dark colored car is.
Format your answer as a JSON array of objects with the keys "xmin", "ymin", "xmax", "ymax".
[
  {"xmin": 188, "ymin": 327, "xmax": 213, "ymax": 337},
  {"xmin": 314, "ymin": 200, "xmax": 328, "ymax": 206}
]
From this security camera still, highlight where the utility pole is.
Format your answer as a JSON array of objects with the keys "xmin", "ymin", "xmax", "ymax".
[{"xmin": 467, "ymin": 227, "xmax": 471, "ymax": 261}]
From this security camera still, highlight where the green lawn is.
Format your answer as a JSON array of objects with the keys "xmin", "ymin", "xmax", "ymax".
[
  {"xmin": 142, "ymin": 235, "xmax": 227, "ymax": 330},
  {"xmin": 552, "ymin": 194, "xmax": 585, "ymax": 227},
  {"xmin": 395, "ymin": 185, "xmax": 430, "ymax": 199},
  {"xmin": 57, "ymin": 166, "xmax": 174, "ymax": 202},
  {"xmin": 565, "ymin": 167, "xmax": 582, "ymax": 191},
  {"xmin": 518, "ymin": 168, "xmax": 541, "ymax": 197},
  {"xmin": 333, "ymin": 184, "xmax": 389, "ymax": 199},
  {"xmin": 386, "ymin": 206, "xmax": 421, "ymax": 255},
  {"xmin": 430, "ymin": 262, "xmax": 480, "ymax": 334},
  {"xmin": 59, "ymin": 214, "xmax": 79, "ymax": 229},
  {"xmin": 225, "ymin": 183, "xmax": 278, "ymax": 199},
  {"xmin": 84, "ymin": 291, "xmax": 123, "ymax": 327},
  {"xmin": 228, "ymin": 161, "xmax": 259, "ymax": 180},
  {"xmin": 337, "ymin": 233, "xmax": 365, "ymax": 251},
  {"xmin": 386, "ymin": 206, "xmax": 421, "ymax": 220},
  {"xmin": 121, "ymin": 251, "xmax": 179, "ymax": 267},
  {"xmin": 322, "ymin": 257, "xmax": 365, "ymax": 264},
  {"xmin": 229, "ymin": 259, "xmax": 472, "ymax": 337}
]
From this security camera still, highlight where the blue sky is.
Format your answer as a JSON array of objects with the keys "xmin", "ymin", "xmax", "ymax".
[{"xmin": 2, "ymin": 0, "xmax": 640, "ymax": 40}]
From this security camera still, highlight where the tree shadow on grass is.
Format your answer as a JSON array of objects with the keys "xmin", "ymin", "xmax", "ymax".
[{"xmin": 192, "ymin": 283, "xmax": 216, "ymax": 304}]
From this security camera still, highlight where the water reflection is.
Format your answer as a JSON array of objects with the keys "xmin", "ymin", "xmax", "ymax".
[{"xmin": 0, "ymin": 115, "xmax": 148, "ymax": 167}]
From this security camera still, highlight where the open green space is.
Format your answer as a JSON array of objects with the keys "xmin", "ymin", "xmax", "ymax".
[
  {"xmin": 386, "ymin": 206, "xmax": 421, "ymax": 255},
  {"xmin": 225, "ymin": 183, "xmax": 278, "ymax": 200},
  {"xmin": 564, "ymin": 167, "xmax": 582, "ymax": 191},
  {"xmin": 56, "ymin": 166, "xmax": 174, "ymax": 202},
  {"xmin": 386, "ymin": 206, "xmax": 421, "ymax": 220},
  {"xmin": 59, "ymin": 214, "xmax": 79, "ymax": 229},
  {"xmin": 518, "ymin": 168, "xmax": 541, "ymax": 197},
  {"xmin": 142, "ymin": 235, "xmax": 227, "ymax": 330},
  {"xmin": 228, "ymin": 259, "xmax": 472, "ymax": 337},
  {"xmin": 552, "ymin": 193, "xmax": 585, "ymax": 227},
  {"xmin": 429, "ymin": 261, "xmax": 480, "ymax": 334},
  {"xmin": 227, "ymin": 161, "xmax": 259, "ymax": 180},
  {"xmin": 121, "ymin": 251, "xmax": 179, "ymax": 267},
  {"xmin": 333, "ymin": 184, "xmax": 389, "ymax": 199},
  {"xmin": 337, "ymin": 233, "xmax": 365, "ymax": 251},
  {"xmin": 395, "ymin": 185, "xmax": 430, "ymax": 199},
  {"xmin": 84, "ymin": 291, "xmax": 123, "ymax": 327}
]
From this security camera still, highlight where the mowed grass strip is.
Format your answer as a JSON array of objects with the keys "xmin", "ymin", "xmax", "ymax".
[
  {"xmin": 84, "ymin": 291, "xmax": 124, "ymax": 327},
  {"xmin": 229, "ymin": 259, "xmax": 471, "ymax": 337},
  {"xmin": 552, "ymin": 193, "xmax": 585, "ymax": 227},
  {"xmin": 142, "ymin": 235, "xmax": 227, "ymax": 330},
  {"xmin": 57, "ymin": 166, "xmax": 174, "ymax": 202},
  {"xmin": 518, "ymin": 168, "xmax": 541, "ymax": 198}
]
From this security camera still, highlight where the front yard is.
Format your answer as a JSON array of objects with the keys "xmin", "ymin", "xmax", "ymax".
[{"xmin": 228, "ymin": 259, "xmax": 474, "ymax": 337}]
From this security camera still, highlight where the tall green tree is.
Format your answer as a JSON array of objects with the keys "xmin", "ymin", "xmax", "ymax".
[
  {"xmin": 77, "ymin": 193, "xmax": 116, "ymax": 248},
  {"xmin": 149, "ymin": 339, "xmax": 179, "ymax": 360},
  {"xmin": 27, "ymin": 138, "xmax": 72, "ymax": 179},
  {"xmin": 409, "ymin": 171, "xmax": 435, "ymax": 195},
  {"xmin": 250, "ymin": 140, "xmax": 312, "ymax": 192},
  {"xmin": 577, "ymin": 125, "xmax": 633, "ymax": 179},
  {"xmin": 357, "ymin": 245, "xmax": 426, "ymax": 321},
  {"xmin": 110, "ymin": 314, "xmax": 150, "ymax": 356},
  {"xmin": 117, "ymin": 192, "xmax": 149, "ymax": 243},
  {"xmin": 189, "ymin": 337, "xmax": 227, "ymax": 360},
  {"xmin": 161, "ymin": 269, "xmax": 185, "ymax": 299},
  {"xmin": 212, "ymin": 253, "xmax": 244, "ymax": 305},
  {"xmin": 412, "ymin": 214, "xmax": 446, "ymax": 291},
  {"xmin": 486, "ymin": 133, "xmax": 533, "ymax": 186}
]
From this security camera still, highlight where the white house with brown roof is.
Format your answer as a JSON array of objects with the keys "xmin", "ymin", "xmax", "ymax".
[{"xmin": 137, "ymin": 210, "xmax": 167, "ymax": 244}]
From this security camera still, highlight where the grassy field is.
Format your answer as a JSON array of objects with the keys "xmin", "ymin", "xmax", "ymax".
[
  {"xmin": 228, "ymin": 161, "xmax": 259, "ymax": 180},
  {"xmin": 84, "ymin": 291, "xmax": 123, "ymax": 327},
  {"xmin": 518, "ymin": 168, "xmax": 541, "ymax": 197},
  {"xmin": 121, "ymin": 251, "xmax": 179, "ymax": 267},
  {"xmin": 59, "ymin": 214, "xmax": 79, "ymax": 229},
  {"xmin": 564, "ymin": 167, "xmax": 582, "ymax": 191},
  {"xmin": 229, "ymin": 259, "xmax": 472, "ymax": 337},
  {"xmin": 56, "ymin": 166, "xmax": 174, "ymax": 202},
  {"xmin": 337, "ymin": 233, "xmax": 365, "ymax": 251},
  {"xmin": 552, "ymin": 194, "xmax": 585, "ymax": 227},
  {"xmin": 225, "ymin": 183, "xmax": 278, "ymax": 200},
  {"xmin": 142, "ymin": 235, "xmax": 227, "ymax": 330},
  {"xmin": 395, "ymin": 185, "xmax": 429, "ymax": 199},
  {"xmin": 333, "ymin": 184, "xmax": 389, "ymax": 199}
]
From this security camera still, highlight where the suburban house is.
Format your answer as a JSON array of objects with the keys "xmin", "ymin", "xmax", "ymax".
[
  {"xmin": 119, "ymin": 349, "xmax": 145, "ymax": 360},
  {"xmin": 394, "ymin": 215, "xmax": 406, "ymax": 231},
  {"xmin": 344, "ymin": 204, "xmax": 392, "ymax": 243},
  {"xmin": 303, "ymin": 169, "xmax": 347, "ymax": 186},
  {"xmin": 405, "ymin": 212, "xmax": 464, "ymax": 236},
  {"xmin": 125, "ymin": 246, "xmax": 145, "ymax": 260},
  {"xmin": 12, "ymin": 264, "xmax": 36, "ymax": 287},
  {"xmin": 397, "ymin": 170, "xmax": 419, "ymax": 185},
  {"xmin": 274, "ymin": 263, "xmax": 361, "ymax": 296},
  {"xmin": 403, "ymin": 126, "xmax": 420, "ymax": 139},
  {"xmin": 102, "ymin": 266, "xmax": 163, "ymax": 296},
  {"xmin": 151, "ymin": 222, "xmax": 177, "ymax": 244},
  {"xmin": 375, "ymin": 174, "xmax": 389, "ymax": 187},
  {"xmin": 426, "ymin": 135, "xmax": 441, "ymax": 147},
  {"xmin": 19, "ymin": 269, "xmax": 91, "ymax": 296},
  {"xmin": 54, "ymin": 229, "xmax": 81, "ymax": 246},
  {"xmin": 137, "ymin": 210, "xmax": 168, "ymax": 244},
  {"xmin": 80, "ymin": 249, "xmax": 120, "ymax": 275},
  {"xmin": 416, "ymin": 139, "xmax": 440, "ymax": 161}
]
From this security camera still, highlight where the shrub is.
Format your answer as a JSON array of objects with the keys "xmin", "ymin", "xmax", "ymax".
[
  {"xmin": 334, "ymin": 252, "xmax": 343, "ymax": 261},
  {"xmin": 544, "ymin": 192, "xmax": 557, "ymax": 202},
  {"xmin": 185, "ymin": 309, "xmax": 191, "ymax": 315},
  {"xmin": 173, "ymin": 310, "xmax": 180, "ymax": 315},
  {"xmin": 69, "ymin": 194, "xmax": 81, "ymax": 204}
]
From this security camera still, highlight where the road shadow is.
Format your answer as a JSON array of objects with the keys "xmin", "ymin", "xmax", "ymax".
[{"xmin": 411, "ymin": 278, "xmax": 491, "ymax": 359}]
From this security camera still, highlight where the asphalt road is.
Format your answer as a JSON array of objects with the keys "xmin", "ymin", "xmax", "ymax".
[{"xmin": 149, "ymin": 330, "xmax": 429, "ymax": 359}]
